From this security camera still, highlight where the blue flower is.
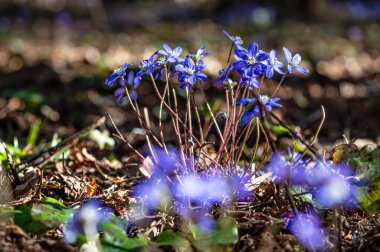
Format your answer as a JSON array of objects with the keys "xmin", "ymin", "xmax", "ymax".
[
  {"xmin": 136, "ymin": 52, "xmax": 157, "ymax": 81},
  {"xmin": 265, "ymin": 50, "xmax": 284, "ymax": 78},
  {"xmin": 105, "ymin": 63, "xmax": 131, "ymax": 87},
  {"xmin": 238, "ymin": 76, "xmax": 260, "ymax": 90},
  {"xmin": 174, "ymin": 56, "xmax": 207, "ymax": 89},
  {"xmin": 189, "ymin": 44, "xmax": 211, "ymax": 63},
  {"xmin": 214, "ymin": 65, "xmax": 233, "ymax": 88},
  {"xmin": 233, "ymin": 43, "xmax": 269, "ymax": 79},
  {"xmin": 223, "ymin": 30, "xmax": 244, "ymax": 48},
  {"xmin": 283, "ymin": 47, "xmax": 309, "ymax": 75},
  {"xmin": 114, "ymin": 71, "xmax": 139, "ymax": 104},
  {"xmin": 63, "ymin": 199, "xmax": 114, "ymax": 244},
  {"xmin": 157, "ymin": 43, "xmax": 183, "ymax": 63},
  {"xmin": 237, "ymin": 95, "xmax": 282, "ymax": 124},
  {"xmin": 287, "ymin": 212, "xmax": 327, "ymax": 251},
  {"xmin": 266, "ymin": 153, "xmax": 291, "ymax": 184}
]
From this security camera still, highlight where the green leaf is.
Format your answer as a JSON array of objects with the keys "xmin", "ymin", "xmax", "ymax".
[
  {"xmin": 211, "ymin": 217, "xmax": 238, "ymax": 245},
  {"xmin": 269, "ymin": 123, "xmax": 290, "ymax": 136},
  {"xmin": 358, "ymin": 182, "xmax": 380, "ymax": 213},
  {"xmin": 156, "ymin": 230, "xmax": 190, "ymax": 247},
  {"xmin": 13, "ymin": 205, "xmax": 48, "ymax": 233},
  {"xmin": 31, "ymin": 197, "xmax": 73, "ymax": 228},
  {"xmin": 189, "ymin": 217, "xmax": 239, "ymax": 252},
  {"xmin": 1, "ymin": 197, "xmax": 73, "ymax": 234},
  {"xmin": 27, "ymin": 118, "xmax": 41, "ymax": 146},
  {"xmin": 101, "ymin": 216, "xmax": 149, "ymax": 252}
]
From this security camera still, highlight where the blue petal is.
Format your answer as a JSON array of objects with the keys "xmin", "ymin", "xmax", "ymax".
[
  {"xmin": 173, "ymin": 46, "xmax": 182, "ymax": 56},
  {"xmin": 292, "ymin": 54, "xmax": 302, "ymax": 65},
  {"xmin": 174, "ymin": 64, "xmax": 186, "ymax": 72},
  {"xmin": 234, "ymin": 48, "xmax": 248, "ymax": 60},
  {"xmin": 293, "ymin": 65, "xmax": 309, "ymax": 75},
  {"xmin": 195, "ymin": 73, "xmax": 207, "ymax": 81},
  {"xmin": 241, "ymin": 110, "xmax": 254, "ymax": 125},
  {"xmin": 157, "ymin": 49, "xmax": 168, "ymax": 56},
  {"xmin": 162, "ymin": 43, "xmax": 171, "ymax": 53},
  {"xmin": 266, "ymin": 66, "xmax": 274, "ymax": 78},
  {"xmin": 105, "ymin": 73, "xmax": 118, "ymax": 87},
  {"xmin": 247, "ymin": 43, "xmax": 258, "ymax": 58},
  {"xmin": 233, "ymin": 60, "xmax": 247, "ymax": 71},
  {"xmin": 127, "ymin": 71, "xmax": 134, "ymax": 85},
  {"xmin": 184, "ymin": 57, "xmax": 195, "ymax": 68},
  {"xmin": 257, "ymin": 52, "xmax": 270, "ymax": 62},
  {"xmin": 130, "ymin": 90, "xmax": 138, "ymax": 101},
  {"xmin": 283, "ymin": 47, "xmax": 292, "ymax": 63},
  {"xmin": 188, "ymin": 75, "xmax": 197, "ymax": 85}
]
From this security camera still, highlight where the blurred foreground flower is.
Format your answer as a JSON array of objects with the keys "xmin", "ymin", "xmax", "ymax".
[{"xmin": 287, "ymin": 212, "xmax": 327, "ymax": 251}]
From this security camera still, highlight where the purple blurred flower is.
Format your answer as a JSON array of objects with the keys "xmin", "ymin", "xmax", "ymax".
[
  {"xmin": 174, "ymin": 175, "xmax": 231, "ymax": 205},
  {"xmin": 105, "ymin": 63, "xmax": 131, "ymax": 87},
  {"xmin": 313, "ymin": 174, "xmax": 353, "ymax": 207},
  {"xmin": 283, "ymin": 47, "xmax": 309, "ymax": 75},
  {"xmin": 157, "ymin": 43, "xmax": 183, "ymax": 63},
  {"xmin": 134, "ymin": 175, "xmax": 172, "ymax": 210},
  {"xmin": 266, "ymin": 153, "xmax": 291, "ymax": 184},
  {"xmin": 63, "ymin": 199, "xmax": 114, "ymax": 243},
  {"xmin": 288, "ymin": 212, "xmax": 326, "ymax": 250},
  {"xmin": 265, "ymin": 50, "xmax": 284, "ymax": 78},
  {"xmin": 114, "ymin": 71, "xmax": 139, "ymax": 104}
]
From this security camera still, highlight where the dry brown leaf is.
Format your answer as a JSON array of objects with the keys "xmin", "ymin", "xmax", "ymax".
[
  {"xmin": 0, "ymin": 170, "xmax": 14, "ymax": 204},
  {"xmin": 4, "ymin": 167, "xmax": 42, "ymax": 207}
]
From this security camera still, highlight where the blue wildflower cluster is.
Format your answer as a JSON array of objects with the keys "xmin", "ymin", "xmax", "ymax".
[
  {"xmin": 105, "ymin": 43, "xmax": 210, "ymax": 103},
  {"xmin": 101, "ymin": 31, "xmax": 369, "ymax": 251},
  {"xmin": 131, "ymin": 147, "xmax": 246, "ymax": 226},
  {"xmin": 217, "ymin": 31, "xmax": 309, "ymax": 124},
  {"xmin": 266, "ymin": 152, "xmax": 358, "ymax": 208}
]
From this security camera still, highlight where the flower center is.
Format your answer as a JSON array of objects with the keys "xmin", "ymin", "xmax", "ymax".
[
  {"xmin": 187, "ymin": 68, "xmax": 195, "ymax": 75},
  {"xmin": 114, "ymin": 67, "xmax": 123, "ymax": 75},
  {"xmin": 259, "ymin": 95, "xmax": 269, "ymax": 104},
  {"xmin": 246, "ymin": 57, "xmax": 257, "ymax": 65}
]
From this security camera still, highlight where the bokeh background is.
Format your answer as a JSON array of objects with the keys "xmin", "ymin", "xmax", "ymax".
[{"xmin": 1, "ymin": 0, "xmax": 380, "ymax": 151}]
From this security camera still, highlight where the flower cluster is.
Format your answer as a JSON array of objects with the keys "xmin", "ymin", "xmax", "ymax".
[
  {"xmin": 131, "ymin": 147, "xmax": 244, "ymax": 227},
  {"xmin": 213, "ymin": 31, "xmax": 309, "ymax": 124},
  {"xmin": 266, "ymin": 152, "xmax": 358, "ymax": 208},
  {"xmin": 105, "ymin": 43, "xmax": 211, "ymax": 104}
]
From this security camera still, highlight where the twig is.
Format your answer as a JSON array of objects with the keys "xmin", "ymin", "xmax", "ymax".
[
  {"xmin": 17, "ymin": 116, "xmax": 106, "ymax": 171},
  {"xmin": 0, "ymin": 139, "xmax": 21, "ymax": 185}
]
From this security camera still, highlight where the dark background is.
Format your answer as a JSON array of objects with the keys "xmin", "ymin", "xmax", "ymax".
[{"xmin": 0, "ymin": 0, "xmax": 379, "ymax": 151}]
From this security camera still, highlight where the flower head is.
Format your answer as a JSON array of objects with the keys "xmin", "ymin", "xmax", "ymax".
[
  {"xmin": 63, "ymin": 199, "xmax": 114, "ymax": 243},
  {"xmin": 136, "ymin": 52, "xmax": 157, "ymax": 81},
  {"xmin": 105, "ymin": 63, "xmax": 131, "ymax": 87},
  {"xmin": 174, "ymin": 56, "xmax": 207, "ymax": 89},
  {"xmin": 283, "ymin": 47, "xmax": 309, "ymax": 75},
  {"xmin": 114, "ymin": 71, "xmax": 139, "ymax": 104},
  {"xmin": 237, "ymin": 95, "xmax": 282, "ymax": 124},
  {"xmin": 287, "ymin": 212, "xmax": 327, "ymax": 250},
  {"xmin": 233, "ymin": 43, "xmax": 269, "ymax": 80},
  {"xmin": 265, "ymin": 50, "xmax": 284, "ymax": 78},
  {"xmin": 223, "ymin": 30, "xmax": 244, "ymax": 48},
  {"xmin": 214, "ymin": 65, "xmax": 233, "ymax": 88},
  {"xmin": 189, "ymin": 44, "xmax": 211, "ymax": 64},
  {"xmin": 157, "ymin": 43, "xmax": 183, "ymax": 63}
]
